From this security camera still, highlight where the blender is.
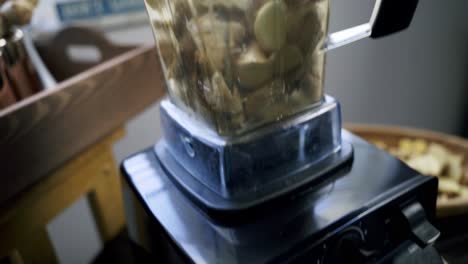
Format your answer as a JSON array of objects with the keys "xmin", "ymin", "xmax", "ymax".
[{"xmin": 121, "ymin": 0, "xmax": 444, "ymax": 263}]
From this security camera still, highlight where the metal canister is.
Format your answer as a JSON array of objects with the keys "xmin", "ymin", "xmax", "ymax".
[
  {"xmin": 2, "ymin": 29, "xmax": 42, "ymax": 100},
  {"xmin": 0, "ymin": 38, "xmax": 16, "ymax": 109}
]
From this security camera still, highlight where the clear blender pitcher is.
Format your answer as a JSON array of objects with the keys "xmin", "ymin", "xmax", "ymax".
[
  {"xmin": 145, "ymin": 0, "xmax": 418, "ymax": 204},
  {"xmin": 145, "ymin": 0, "xmax": 418, "ymax": 136}
]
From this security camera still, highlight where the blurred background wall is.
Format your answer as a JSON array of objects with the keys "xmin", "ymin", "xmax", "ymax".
[
  {"xmin": 41, "ymin": 0, "xmax": 468, "ymax": 262},
  {"xmin": 326, "ymin": 0, "xmax": 468, "ymax": 135}
]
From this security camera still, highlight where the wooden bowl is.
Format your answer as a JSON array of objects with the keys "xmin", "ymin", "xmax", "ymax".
[{"xmin": 346, "ymin": 124, "xmax": 468, "ymax": 218}]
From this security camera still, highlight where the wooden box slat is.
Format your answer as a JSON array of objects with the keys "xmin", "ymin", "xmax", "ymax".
[{"xmin": 0, "ymin": 45, "xmax": 165, "ymax": 206}]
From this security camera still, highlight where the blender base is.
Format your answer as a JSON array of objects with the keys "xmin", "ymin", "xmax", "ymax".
[
  {"xmin": 154, "ymin": 138, "xmax": 353, "ymax": 219},
  {"xmin": 121, "ymin": 131, "xmax": 441, "ymax": 263}
]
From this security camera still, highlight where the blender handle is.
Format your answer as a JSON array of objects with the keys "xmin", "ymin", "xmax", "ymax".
[{"xmin": 323, "ymin": 0, "xmax": 419, "ymax": 51}]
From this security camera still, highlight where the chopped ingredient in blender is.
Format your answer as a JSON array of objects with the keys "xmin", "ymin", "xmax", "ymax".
[
  {"xmin": 196, "ymin": 0, "xmax": 250, "ymax": 10},
  {"xmin": 207, "ymin": 71, "xmax": 243, "ymax": 113},
  {"xmin": 286, "ymin": 2, "xmax": 322, "ymax": 54},
  {"xmin": 236, "ymin": 43, "xmax": 273, "ymax": 90},
  {"xmin": 271, "ymin": 45, "xmax": 303, "ymax": 75},
  {"xmin": 188, "ymin": 13, "xmax": 245, "ymax": 71},
  {"xmin": 254, "ymin": 0, "xmax": 287, "ymax": 52},
  {"xmin": 146, "ymin": 0, "xmax": 328, "ymax": 135}
]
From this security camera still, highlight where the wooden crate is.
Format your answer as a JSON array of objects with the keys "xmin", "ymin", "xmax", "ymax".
[{"xmin": 0, "ymin": 27, "xmax": 165, "ymax": 206}]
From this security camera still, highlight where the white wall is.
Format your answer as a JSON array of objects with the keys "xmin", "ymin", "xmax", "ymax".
[
  {"xmin": 326, "ymin": 0, "xmax": 468, "ymax": 134},
  {"xmin": 47, "ymin": 0, "xmax": 468, "ymax": 263}
]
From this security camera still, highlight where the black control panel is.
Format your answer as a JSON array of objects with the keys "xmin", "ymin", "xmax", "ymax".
[{"xmin": 289, "ymin": 200, "xmax": 440, "ymax": 264}]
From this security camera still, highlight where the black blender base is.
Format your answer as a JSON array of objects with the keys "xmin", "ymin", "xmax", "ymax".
[
  {"xmin": 154, "ymin": 139, "xmax": 353, "ymax": 219},
  {"xmin": 379, "ymin": 241, "xmax": 444, "ymax": 264},
  {"xmin": 121, "ymin": 131, "xmax": 441, "ymax": 264}
]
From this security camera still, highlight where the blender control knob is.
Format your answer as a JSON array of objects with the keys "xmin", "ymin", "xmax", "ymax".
[
  {"xmin": 325, "ymin": 227, "xmax": 371, "ymax": 263},
  {"xmin": 401, "ymin": 202, "xmax": 440, "ymax": 248}
]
